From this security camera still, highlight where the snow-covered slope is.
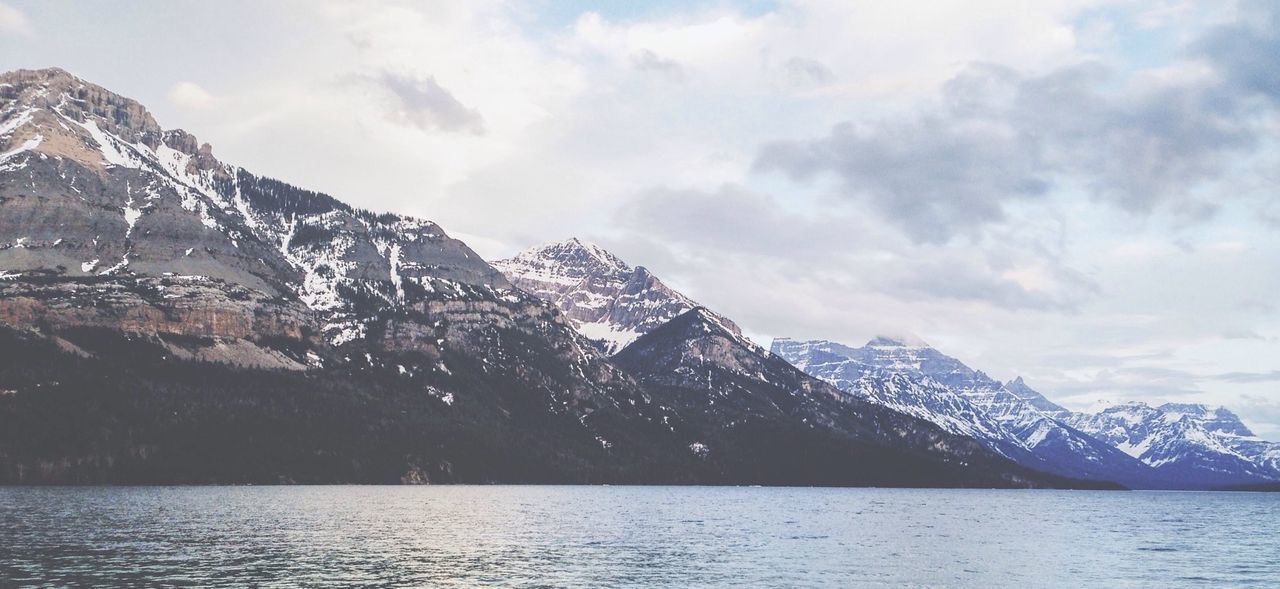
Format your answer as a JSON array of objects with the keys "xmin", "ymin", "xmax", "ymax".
[
  {"xmin": 771, "ymin": 337, "xmax": 1162, "ymax": 486},
  {"xmin": 493, "ymin": 239, "xmax": 743, "ymax": 354},
  {"xmin": 1064, "ymin": 402, "xmax": 1280, "ymax": 485}
]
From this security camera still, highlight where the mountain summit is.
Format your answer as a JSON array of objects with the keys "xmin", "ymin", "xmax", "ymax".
[{"xmin": 493, "ymin": 239, "xmax": 743, "ymax": 353}]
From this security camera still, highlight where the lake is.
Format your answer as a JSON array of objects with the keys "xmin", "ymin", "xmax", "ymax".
[{"xmin": 1, "ymin": 486, "xmax": 1277, "ymax": 587}]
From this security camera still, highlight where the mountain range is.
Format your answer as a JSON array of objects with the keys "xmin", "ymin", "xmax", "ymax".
[
  {"xmin": 0, "ymin": 67, "xmax": 1090, "ymax": 488},
  {"xmin": 506, "ymin": 240, "xmax": 1280, "ymax": 489},
  {"xmin": 768, "ymin": 338, "xmax": 1280, "ymax": 488},
  {"xmin": 0, "ymin": 67, "xmax": 1273, "ymax": 489}
]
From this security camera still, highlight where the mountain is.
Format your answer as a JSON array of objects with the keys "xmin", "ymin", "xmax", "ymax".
[
  {"xmin": 771, "ymin": 337, "xmax": 1168, "ymax": 487},
  {"xmin": 494, "ymin": 240, "xmax": 1107, "ymax": 487},
  {"xmin": 0, "ymin": 67, "xmax": 1069, "ymax": 488},
  {"xmin": 1063, "ymin": 402, "xmax": 1280, "ymax": 487},
  {"xmin": 0, "ymin": 67, "xmax": 703, "ymax": 484},
  {"xmin": 492, "ymin": 239, "xmax": 741, "ymax": 354},
  {"xmin": 612, "ymin": 309, "xmax": 1108, "ymax": 488}
]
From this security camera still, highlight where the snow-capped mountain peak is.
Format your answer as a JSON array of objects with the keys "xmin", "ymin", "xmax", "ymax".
[
  {"xmin": 1064, "ymin": 401, "xmax": 1280, "ymax": 483},
  {"xmin": 502, "ymin": 238, "xmax": 632, "ymax": 281},
  {"xmin": 493, "ymin": 239, "xmax": 742, "ymax": 354},
  {"xmin": 865, "ymin": 334, "xmax": 930, "ymax": 349}
]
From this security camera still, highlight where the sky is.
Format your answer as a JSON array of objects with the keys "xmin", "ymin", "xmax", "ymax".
[{"xmin": 2, "ymin": 0, "xmax": 1278, "ymax": 436}]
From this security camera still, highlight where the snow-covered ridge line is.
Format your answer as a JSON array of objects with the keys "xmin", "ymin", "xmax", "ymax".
[{"xmin": 773, "ymin": 336, "xmax": 1280, "ymax": 486}]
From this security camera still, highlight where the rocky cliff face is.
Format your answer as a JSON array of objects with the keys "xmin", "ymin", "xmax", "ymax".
[{"xmin": 492, "ymin": 239, "xmax": 742, "ymax": 354}]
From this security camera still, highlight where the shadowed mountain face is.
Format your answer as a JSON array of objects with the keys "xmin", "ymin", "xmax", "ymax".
[{"xmin": 0, "ymin": 68, "xmax": 1077, "ymax": 487}]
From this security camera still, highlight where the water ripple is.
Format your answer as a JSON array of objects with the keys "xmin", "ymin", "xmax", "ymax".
[{"xmin": 0, "ymin": 487, "xmax": 1277, "ymax": 587}]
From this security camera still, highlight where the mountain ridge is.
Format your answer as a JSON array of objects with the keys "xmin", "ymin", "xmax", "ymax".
[{"xmin": 772, "ymin": 336, "xmax": 1280, "ymax": 488}]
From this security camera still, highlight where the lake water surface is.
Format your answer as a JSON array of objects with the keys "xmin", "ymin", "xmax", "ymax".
[{"xmin": 2, "ymin": 486, "xmax": 1277, "ymax": 587}]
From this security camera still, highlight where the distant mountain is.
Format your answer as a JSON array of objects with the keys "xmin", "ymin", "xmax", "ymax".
[
  {"xmin": 771, "ymin": 337, "xmax": 1172, "ymax": 487},
  {"xmin": 493, "ymin": 239, "xmax": 742, "ymax": 354},
  {"xmin": 1063, "ymin": 402, "xmax": 1280, "ymax": 486},
  {"xmin": 772, "ymin": 337, "xmax": 1280, "ymax": 488},
  {"xmin": 613, "ymin": 309, "xmax": 1106, "ymax": 488}
]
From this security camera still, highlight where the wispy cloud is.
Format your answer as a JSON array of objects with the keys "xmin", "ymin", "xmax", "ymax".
[
  {"xmin": 1211, "ymin": 370, "xmax": 1280, "ymax": 384},
  {"xmin": 374, "ymin": 72, "xmax": 485, "ymax": 135},
  {"xmin": 168, "ymin": 81, "xmax": 219, "ymax": 110},
  {"xmin": 630, "ymin": 49, "xmax": 684, "ymax": 81}
]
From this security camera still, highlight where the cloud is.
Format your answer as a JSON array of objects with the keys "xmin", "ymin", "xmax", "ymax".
[
  {"xmin": 0, "ymin": 3, "xmax": 30, "ymax": 36},
  {"xmin": 630, "ymin": 49, "xmax": 684, "ymax": 80},
  {"xmin": 1194, "ymin": 0, "xmax": 1280, "ymax": 105},
  {"xmin": 890, "ymin": 256, "xmax": 1095, "ymax": 312},
  {"xmin": 1236, "ymin": 394, "xmax": 1280, "ymax": 439},
  {"xmin": 755, "ymin": 56, "xmax": 1267, "ymax": 243},
  {"xmin": 1052, "ymin": 365, "xmax": 1207, "ymax": 402},
  {"xmin": 167, "ymin": 81, "xmax": 219, "ymax": 110},
  {"xmin": 374, "ymin": 72, "xmax": 485, "ymax": 134},
  {"xmin": 614, "ymin": 184, "xmax": 1097, "ymax": 312},
  {"xmin": 1222, "ymin": 329, "xmax": 1267, "ymax": 341},
  {"xmin": 0, "ymin": 2, "xmax": 29, "ymax": 36},
  {"xmin": 1238, "ymin": 299, "xmax": 1278, "ymax": 315},
  {"xmin": 781, "ymin": 57, "xmax": 833, "ymax": 86},
  {"xmin": 1211, "ymin": 370, "xmax": 1280, "ymax": 384},
  {"xmin": 755, "ymin": 109, "xmax": 1049, "ymax": 243}
]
